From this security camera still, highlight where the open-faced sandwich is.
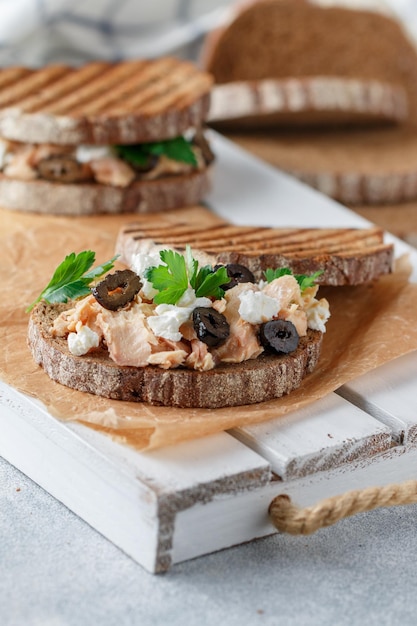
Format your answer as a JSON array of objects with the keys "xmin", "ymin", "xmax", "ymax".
[
  {"xmin": 27, "ymin": 246, "xmax": 329, "ymax": 409},
  {"xmin": 0, "ymin": 58, "xmax": 213, "ymax": 215},
  {"xmin": 27, "ymin": 218, "xmax": 394, "ymax": 409}
]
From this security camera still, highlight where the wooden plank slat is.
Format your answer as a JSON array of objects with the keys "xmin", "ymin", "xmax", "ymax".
[
  {"xmin": 230, "ymin": 394, "xmax": 392, "ymax": 480},
  {"xmin": 338, "ymin": 351, "xmax": 417, "ymax": 445}
]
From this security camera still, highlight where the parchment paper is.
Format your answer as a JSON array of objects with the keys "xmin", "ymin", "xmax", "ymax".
[{"xmin": 2, "ymin": 211, "xmax": 417, "ymax": 451}]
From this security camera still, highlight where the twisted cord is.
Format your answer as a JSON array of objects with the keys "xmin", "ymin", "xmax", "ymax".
[{"xmin": 269, "ymin": 480, "xmax": 417, "ymax": 535}]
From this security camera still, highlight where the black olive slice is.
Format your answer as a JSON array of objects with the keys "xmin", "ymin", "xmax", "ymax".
[
  {"xmin": 259, "ymin": 319, "xmax": 299, "ymax": 354},
  {"xmin": 192, "ymin": 130, "xmax": 215, "ymax": 165},
  {"xmin": 214, "ymin": 263, "xmax": 255, "ymax": 290},
  {"xmin": 37, "ymin": 156, "xmax": 91, "ymax": 183},
  {"xmin": 92, "ymin": 270, "xmax": 142, "ymax": 311},
  {"xmin": 132, "ymin": 154, "xmax": 159, "ymax": 174},
  {"xmin": 192, "ymin": 307, "xmax": 230, "ymax": 347}
]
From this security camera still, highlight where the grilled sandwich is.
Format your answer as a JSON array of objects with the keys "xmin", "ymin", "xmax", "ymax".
[{"xmin": 0, "ymin": 58, "xmax": 214, "ymax": 215}]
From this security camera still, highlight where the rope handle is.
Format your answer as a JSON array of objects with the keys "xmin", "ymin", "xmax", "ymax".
[{"xmin": 269, "ymin": 480, "xmax": 417, "ymax": 535}]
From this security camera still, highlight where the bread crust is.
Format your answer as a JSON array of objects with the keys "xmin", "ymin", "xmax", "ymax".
[
  {"xmin": 0, "ymin": 168, "xmax": 211, "ymax": 215},
  {"xmin": 0, "ymin": 59, "xmax": 212, "ymax": 145},
  {"xmin": 208, "ymin": 77, "xmax": 408, "ymax": 128},
  {"xmin": 28, "ymin": 301, "xmax": 323, "ymax": 409},
  {"xmin": 230, "ymin": 127, "xmax": 417, "ymax": 205},
  {"xmin": 202, "ymin": 0, "xmax": 417, "ymax": 127},
  {"xmin": 116, "ymin": 221, "xmax": 393, "ymax": 286}
]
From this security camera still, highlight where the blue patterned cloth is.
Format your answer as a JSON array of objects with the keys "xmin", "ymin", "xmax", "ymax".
[
  {"xmin": 0, "ymin": 0, "xmax": 413, "ymax": 67},
  {"xmin": 0, "ymin": 0, "xmax": 235, "ymax": 66}
]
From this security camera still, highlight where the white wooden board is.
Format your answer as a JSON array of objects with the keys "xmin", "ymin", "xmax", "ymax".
[{"xmin": 1, "ymin": 132, "xmax": 417, "ymax": 573}]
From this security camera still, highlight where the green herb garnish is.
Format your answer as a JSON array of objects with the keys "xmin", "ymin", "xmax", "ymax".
[
  {"xmin": 264, "ymin": 268, "xmax": 293, "ymax": 283},
  {"xmin": 296, "ymin": 271, "xmax": 324, "ymax": 291},
  {"xmin": 145, "ymin": 246, "xmax": 229, "ymax": 305},
  {"xmin": 264, "ymin": 267, "xmax": 323, "ymax": 290},
  {"xmin": 115, "ymin": 136, "xmax": 198, "ymax": 167},
  {"xmin": 26, "ymin": 251, "xmax": 118, "ymax": 312}
]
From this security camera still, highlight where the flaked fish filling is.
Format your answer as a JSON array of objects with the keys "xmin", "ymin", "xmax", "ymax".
[
  {"xmin": 0, "ymin": 131, "xmax": 212, "ymax": 188},
  {"xmin": 51, "ymin": 267, "xmax": 330, "ymax": 372}
]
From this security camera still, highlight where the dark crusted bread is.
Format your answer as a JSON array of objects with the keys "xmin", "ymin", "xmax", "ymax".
[
  {"xmin": 0, "ymin": 58, "xmax": 212, "ymax": 145},
  {"xmin": 28, "ymin": 301, "xmax": 322, "ymax": 409},
  {"xmin": 0, "ymin": 167, "xmax": 211, "ymax": 215},
  {"xmin": 116, "ymin": 218, "xmax": 393, "ymax": 286},
  {"xmin": 230, "ymin": 127, "xmax": 417, "ymax": 205},
  {"xmin": 208, "ymin": 77, "xmax": 408, "ymax": 128},
  {"xmin": 202, "ymin": 0, "xmax": 417, "ymax": 126}
]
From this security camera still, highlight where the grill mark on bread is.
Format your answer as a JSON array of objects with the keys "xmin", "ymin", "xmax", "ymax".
[
  {"xmin": 105, "ymin": 67, "xmax": 211, "ymax": 117},
  {"xmin": 0, "ymin": 58, "xmax": 212, "ymax": 119},
  {"xmin": 0, "ymin": 65, "xmax": 72, "ymax": 108},
  {"xmin": 0, "ymin": 67, "xmax": 32, "ymax": 91},
  {"xmin": 10, "ymin": 62, "xmax": 112, "ymax": 113},
  {"xmin": 0, "ymin": 59, "xmax": 212, "ymax": 144},
  {"xmin": 40, "ymin": 60, "xmax": 153, "ymax": 115},
  {"xmin": 117, "ymin": 220, "xmax": 393, "ymax": 286},
  {"xmin": 124, "ymin": 223, "xmax": 385, "ymax": 251},
  {"xmin": 135, "ymin": 225, "xmax": 268, "ymax": 245},
  {"xmin": 64, "ymin": 59, "xmax": 176, "ymax": 117},
  {"xmin": 67, "ymin": 60, "xmax": 170, "ymax": 116}
]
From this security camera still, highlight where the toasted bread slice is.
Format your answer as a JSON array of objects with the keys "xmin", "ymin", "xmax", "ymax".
[
  {"xmin": 230, "ymin": 126, "xmax": 417, "ymax": 205},
  {"xmin": 202, "ymin": 0, "xmax": 417, "ymax": 126},
  {"xmin": 28, "ymin": 301, "xmax": 322, "ymax": 409},
  {"xmin": 0, "ymin": 167, "xmax": 211, "ymax": 215},
  {"xmin": 0, "ymin": 58, "xmax": 212, "ymax": 145},
  {"xmin": 208, "ymin": 77, "xmax": 408, "ymax": 128},
  {"xmin": 116, "ymin": 217, "xmax": 393, "ymax": 286}
]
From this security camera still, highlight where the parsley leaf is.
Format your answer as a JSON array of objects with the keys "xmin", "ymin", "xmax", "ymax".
[
  {"xmin": 185, "ymin": 244, "xmax": 198, "ymax": 286},
  {"xmin": 264, "ymin": 268, "xmax": 292, "ymax": 283},
  {"xmin": 264, "ymin": 267, "xmax": 323, "ymax": 291},
  {"xmin": 145, "ymin": 250, "xmax": 188, "ymax": 305},
  {"xmin": 296, "ymin": 271, "xmax": 324, "ymax": 291},
  {"xmin": 145, "ymin": 247, "xmax": 228, "ymax": 304},
  {"xmin": 26, "ymin": 251, "xmax": 118, "ymax": 312},
  {"xmin": 115, "ymin": 136, "xmax": 198, "ymax": 167},
  {"xmin": 113, "ymin": 145, "xmax": 150, "ymax": 167},
  {"xmin": 194, "ymin": 265, "xmax": 229, "ymax": 299}
]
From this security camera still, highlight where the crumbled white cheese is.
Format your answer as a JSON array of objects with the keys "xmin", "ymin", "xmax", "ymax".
[
  {"xmin": 147, "ymin": 293, "xmax": 212, "ymax": 342},
  {"xmin": 147, "ymin": 306, "xmax": 190, "ymax": 342},
  {"xmin": 130, "ymin": 252, "xmax": 162, "ymax": 300},
  {"xmin": 238, "ymin": 290, "xmax": 280, "ymax": 324},
  {"xmin": 67, "ymin": 325, "xmax": 100, "ymax": 356},
  {"xmin": 75, "ymin": 144, "xmax": 115, "ymax": 163},
  {"xmin": 0, "ymin": 139, "xmax": 8, "ymax": 169},
  {"xmin": 141, "ymin": 280, "xmax": 158, "ymax": 300},
  {"xmin": 306, "ymin": 299, "xmax": 331, "ymax": 333},
  {"xmin": 130, "ymin": 252, "xmax": 162, "ymax": 276},
  {"xmin": 177, "ymin": 287, "xmax": 207, "ymax": 307}
]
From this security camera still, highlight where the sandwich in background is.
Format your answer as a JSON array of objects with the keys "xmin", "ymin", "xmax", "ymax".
[{"xmin": 0, "ymin": 58, "xmax": 214, "ymax": 215}]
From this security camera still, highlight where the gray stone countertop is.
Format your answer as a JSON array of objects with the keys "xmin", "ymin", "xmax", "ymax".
[{"xmin": 1, "ymin": 455, "xmax": 417, "ymax": 626}]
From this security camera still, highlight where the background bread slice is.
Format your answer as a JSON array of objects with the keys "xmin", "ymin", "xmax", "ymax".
[
  {"xmin": 202, "ymin": 0, "xmax": 417, "ymax": 126},
  {"xmin": 0, "ymin": 58, "xmax": 212, "ymax": 145},
  {"xmin": 0, "ymin": 168, "xmax": 211, "ymax": 215},
  {"xmin": 202, "ymin": 0, "xmax": 417, "ymax": 204},
  {"xmin": 116, "ymin": 218, "xmax": 393, "ymax": 286},
  {"xmin": 230, "ymin": 127, "xmax": 417, "ymax": 205},
  {"xmin": 208, "ymin": 77, "xmax": 408, "ymax": 128},
  {"xmin": 28, "ymin": 301, "xmax": 322, "ymax": 409}
]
